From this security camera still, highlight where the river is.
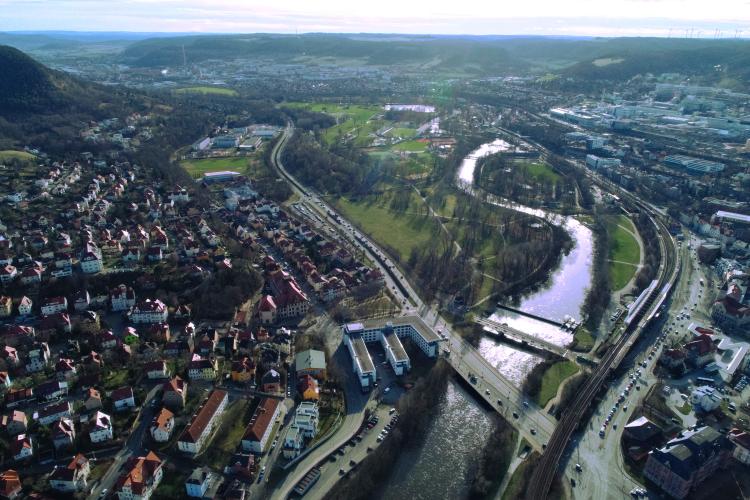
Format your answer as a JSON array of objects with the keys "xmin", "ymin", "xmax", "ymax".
[{"xmin": 379, "ymin": 139, "xmax": 594, "ymax": 498}]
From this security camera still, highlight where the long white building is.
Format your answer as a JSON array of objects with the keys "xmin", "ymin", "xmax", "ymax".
[{"xmin": 343, "ymin": 316, "xmax": 443, "ymax": 390}]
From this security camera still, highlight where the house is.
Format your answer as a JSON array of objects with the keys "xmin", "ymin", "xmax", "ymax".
[
  {"xmin": 298, "ymin": 375, "xmax": 320, "ymax": 401},
  {"xmin": 729, "ymin": 429, "xmax": 750, "ymax": 465},
  {"xmin": 241, "ymin": 398, "xmax": 281, "ymax": 453},
  {"xmin": 0, "ymin": 469, "xmax": 21, "ymax": 499},
  {"xmin": 72, "ymin": 289, "xmax": 91, "ymax": 312},
  {"xmin": 0, "ymin": 411, "xmax": 26, "ymax": 436},
  {"xmin": 261, "ymin": 369, "xmax": 281, "ymax": 393},
  {"xmin": 16, "ymin": 296, "xmax": 31, "ymax": 316},
  {"xmin": 25, "ymin": 342, "xmax": 50, "ymax": 373},
  {"xmin": 110, "ymin": 284, "xmax": 136, "ymax": 312},
  {"xmin": 684, "ymin": 334, "xmax": 717, "ymax": 367},
  {"xmin": 36, "ymin": 379, "xmax": 68, "ymax": 401},
  {"xmin": 691, "ymin": 385, "xmax": 722, "ymax": 412},
  {"xmin": 295, "ymin": 349, "xmax": 327, "ymax": 380},
  {"xmin": 185, "ymin": 467, "xmax": 213, "ymax": 498},
  {"xmin": 19, "ymin": 268, "xmax": 41, "ymax": 285},
  {"xmin": 41, "ymin": 296, "xmax": 68, "ymax": 315},
  {"xmin": 80, "ymin": 251, "xmax": 103, "ymax": 274},
  {"xmin": 145, "ymin": 360, "xmax": 169, "ymax": 380},
  {"xmin": 114, "ymin": 451, "xmax": 163, "ymax": 500},
  {"xmin": 112, "ymin": 387, "xmax": 136, "ymax": 411},
  {"xmin": 52, "ymin": 417, "xmax": 76, "ymax": 450},
  {"xmin": 644, "ymin": 426, "xmax": 733, "ymax": 499},
  {"xmin": 89, "ymin": 411, "xmax": 113, "ymax": 443},
  {"xmin": 258, "ymin": 295, "xmax": 277, "ymax": 325},
  {"xmin": 283, "ymin": 424, "xmax": 305, "ymax": 459},
  {"xmin": 293, "ymin": 402, "xmax": 319, "ymax": 438},
  {"xmin": 129, "ymin": 299, "xmax": 168, "ymax": 324},
  {"xmin": 11, "ymin": 434, "xmax": 32, "ymax": 461},
  {"xmin": 35, "ymin": 401, "xmax": 72, "ymax": 425},
  {"xmin": 147, "ymin": 323, "xmax": 170, "ymax": 343},
  {"xmin": 49, "ymin": 453, "xmax": 90, "ymax": 493},
  {"xmin": 0, "ymin": 297, "xmax": 11, "ymax": 318},
  {"xmin": 55, "ymin": 358, "xmax": 76, "ymax": 381},
  {"xmin": 84, "ymin": 388, "xmax": 103, "ymax": 411},
  {"xmin": 187, "ymin": 354, "xmax": 217, "ymax": 381},
  {"xmin": 230, "ymin": 357, "xmax": 256, "ymax": 383},
  {"xmin": 0, "ymin": 265, "xmax": 16, "ymax": 284},
  {"xmin": 150, "ymin": 408, "xmax": 175, "ymax": 443},
  {"xmin": 162, "ymin": 376, "xmax": 187, "ymax": 409},
  {"xmin": 225, "ymin": 453, "xmax": 255, "ymax": 481},
  {"xmin": 177, "ymin": 390, "xmax": 228, "ymax": 455},
  {"xmin": 4, "ymin": 388, "xmax": 33, "ymax": 409}
]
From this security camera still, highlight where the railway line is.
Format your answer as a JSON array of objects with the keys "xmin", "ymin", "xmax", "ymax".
[{"xmin": 526, "ymin": 194, "xmax": 679, "ymax": 499}]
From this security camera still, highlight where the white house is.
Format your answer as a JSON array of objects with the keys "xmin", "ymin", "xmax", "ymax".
[
  {"xmin": 110, "ymin": 284, "xmax": 136, "ymax": 312},
  {"xmin": 150, "ymin": 408, "xmax": 175, "ymax": 443},
  {"xmin": 111, "ymin": 387, "xmax": 136, "ymax": 411},
  {"xmin": 691, "ymin": 385, "xmax": 722, "ymax": 412},
  {"xmin": 129, "ymin": 299, "xmax": 168, "ymax": 324},
  {"xmin": 185, "ymin": 467, "xmax": 212, "ymax": 498},
  {"xmin": 80, "ymin": 252, "xmax": 103, "ymax": 274},
  {"xmin": 49, "ymin": 454, "xmax": 90, "ymax": 493},
  {"xmin": 41, "ymin": 296, "xmax": 68, "ymax": 315},
  {"xmin": 89, "ymin": 411, "xmax": 113, "ymax": 443}
]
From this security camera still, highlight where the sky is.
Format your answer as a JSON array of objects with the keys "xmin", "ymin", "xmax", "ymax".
[{"xmin": 1, "ymin": 0, "xmax": 749, "ymax": 37}]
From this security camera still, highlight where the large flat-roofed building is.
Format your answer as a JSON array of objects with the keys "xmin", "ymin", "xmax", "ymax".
[
  {"xmin": 342, "ymin": 316, "xmax": 443, "ymax": 390},
  {"xmin": 711, "ymin": 210, "xmax": 750, "ymax": 227},
  {"xmin": 663, "ymin": 155, "xmax": 725, "ymax": 175},
  {"xmin": 343, "ymin": 327, "xmax": 376, "ymax": 391},
  {"xmin": 200, "ymin": 171, "xmax": 242, "ymax": 184},
  {"xmin": 381, "ymin": 328, "xmax": 410, "ymax": 375}
]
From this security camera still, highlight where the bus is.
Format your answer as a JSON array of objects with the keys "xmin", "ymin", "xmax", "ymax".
[{"xmin": 696, "ymin": 376, "xmax": 714, "ymax": 386}]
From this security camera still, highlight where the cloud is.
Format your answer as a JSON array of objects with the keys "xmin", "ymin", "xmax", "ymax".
[{"xmin": 0, "ymin": 0, "xmax": 748, "ymax": 35}]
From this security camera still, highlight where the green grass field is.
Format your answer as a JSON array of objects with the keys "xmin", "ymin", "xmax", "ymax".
[
  {"xmin": 198, "ymin": 399, "xmax": 252, "ymax": 468},
  {"xmin": 175, "ymin": 86, "xmax": 238, "ymax": 96},
  {"xmin": 606, "ymin": 215, "xmax": 641, "ymax": 290},
  {"xmin": 0, "ymin": 150, "xmax": 35, "ymax": 162},
  {"xmin": 536, "ymin": 360, "xmax": 579, "ymax": 407},
  {"xmin": 521, "ymin": 162, "xmax": 561, "ymax": 183},
  {"xmin": 334, "ymin": 194, "xmax": 442, "ymax": 262},
  {"xmin": 386, "ymin": 127, "xmax": 417, "ymax": 138},
  {"xmin": 180, "ymin": 157, "xmax": 249, "ymax": 178},
  {"xmin": 391, "ymin": 140, "xmax": 428, "ymax": 153}
]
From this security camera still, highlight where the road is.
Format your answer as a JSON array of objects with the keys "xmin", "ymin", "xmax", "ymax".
[
  {"xmin": 88, "ymin": 385, "xmax": 160, "ymax": 500},
  {"xmin": 269, "ymin": 124, "xmax": 557, "ymax": 451}
]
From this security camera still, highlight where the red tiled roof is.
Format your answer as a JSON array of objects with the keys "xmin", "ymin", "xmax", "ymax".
[
  {"xmin": 243, "ymin": 398, "xmax": 279, "ymax": 442},
  {"xmin": 179, "ymin": 390, "xmax": 226, "ymax": 443}
]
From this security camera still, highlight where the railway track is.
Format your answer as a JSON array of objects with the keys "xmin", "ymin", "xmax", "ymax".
[{"xmin": 526, "ymin": 194, "xmax": 679, "ymax": 499}]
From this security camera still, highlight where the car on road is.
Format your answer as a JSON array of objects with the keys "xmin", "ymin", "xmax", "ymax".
[
  {"xmin": 512, "ymin": 412, "xmax": 519, "ymax": 419},
  {"xmin": 497, "ymin": 399, "xmax": 503, "ymax": 406},
  {"xmin": 530, "ymin": 428, "xmax": 536, "ymax": 435},
  {"xmin": 485, "ymin": 389, "xmax": 490, "ymax": 396}
]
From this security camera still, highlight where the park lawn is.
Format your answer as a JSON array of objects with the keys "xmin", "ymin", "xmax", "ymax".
[
  {"xmin": 607, "ymin": 215, "xmax": 640, "ymax": 265},
  {"xmin": 175, "ymin": 86, "xmax": 238, "ymax": 96},
  {"xmin": 502, "ymin": 452, "xmax": 540, "ymax": 500},
  {"xmin": 536, "ymin": 360, "xmax": 579, "ymax": 407},
  {"xmin": 611, "ymin": 261, "xmax": 638, "ymax": 290},
  {"xmin": 180, "ymin": 157, "xmax": 249, "ymax": 178},
  {"xmin": 334, "ymin": 195, "xmax": 442, "ymax": 262},
  {"xmin": 571, "ymin": 327, "xmax": 595, "ymax": 352},
  {"xmin": 520, "ymin": 162, "xmax": 561, "ymax": 183},
  {"xmin": 0, "ymin": 150, "xmax": 35, "ymax": 162},
  {"xmin": 607, "ymin": 214, "xmax": 641, "ymax": 290},
  {"xmin": 386, "ymin": 127, "xmax": 417, "ymax": 138},
  {"xmin": 391, "ymin": 140, "xmax": 428, "ymax": 153},
  {"xmin": 198, "ymin": 399, "xmax": 253, "ymax": 468},
  {"xmin": 102, "ymin": 368, "xmax": 131, "ymax": 390}
]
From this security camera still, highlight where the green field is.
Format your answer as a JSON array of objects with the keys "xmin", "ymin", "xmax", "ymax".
[
  {"xmin": 606, "ymin": 215, "xmax": 641, "ymax": 290},
  {"xmin": 198, "ymin": 399, "xmax": 252, "ymax": 468},
  {"xmin": 175, "ymin": 86, "xmax": 238, "ymax": 96},
  {"xmin": 520, "ymin": 162, "xmax": 561, "ymax": 183},
  {"xmin": 391, "ymin": 140, "xmax": 428, "ymax": 153},
  {"xmin": 386, "ymin": 127, "xmax": 417, "ymax": 138},
  {"xmin": 369, "ymin": 150, "xmax": 434, "ymax": 177},
  {"xmin": 0, "ymin": 150, "xmax": 35, "ymax": 162},
  {"xmin": 334, "ymin": 193, "xmax": 442, "ymax": 262},
  {"xmin": 180, "ymin": 157, "xmax": 249, "ymax": 178},
  {"xmin": 536, "ymin": 360, "xmax": 579, "ymax": 407}
]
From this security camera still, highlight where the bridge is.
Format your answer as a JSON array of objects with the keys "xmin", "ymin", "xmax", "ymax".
[
  {"xmin": 494, "ymin": 303, "xmax": 573, "ymax": 328},
  {"xmin": 476, "ymin": 317, "xmax": 572, "ymax": 360}
]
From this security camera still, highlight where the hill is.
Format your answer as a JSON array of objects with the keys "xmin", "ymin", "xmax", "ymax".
[
  {"xmin": 119, "ymin": 33, "xmax": 526, "ymax": 74},
  {"xmin": 558, "ymin": 38, "xmax": 750, "ymax": 87}
]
